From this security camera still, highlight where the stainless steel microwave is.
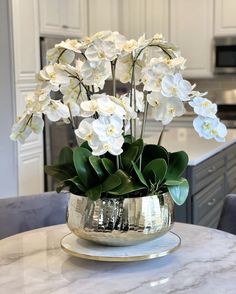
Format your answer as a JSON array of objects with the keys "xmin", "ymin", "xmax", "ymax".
[{"xmin": 214, "ymin": 36, "xmax": 236, "ymax": 74}]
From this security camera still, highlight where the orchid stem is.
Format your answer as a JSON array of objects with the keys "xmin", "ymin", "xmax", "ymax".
[
  {"xmin": 158, "ymin": 125, "xmax": 166, "ymax": 145},
  {"xmin": 140, "ymin": 92, "xmax": 148, "ymax": 139}
]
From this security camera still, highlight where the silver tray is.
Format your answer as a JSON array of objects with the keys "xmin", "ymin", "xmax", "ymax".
[{"xmin": 61, "ymin": 231, "xmax": 181, "ymax": 262}]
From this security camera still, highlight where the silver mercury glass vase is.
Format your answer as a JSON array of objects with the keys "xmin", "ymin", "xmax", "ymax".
[{"xmin": 67, "ymin": 193, "xmax": 174, "ymax": 246}]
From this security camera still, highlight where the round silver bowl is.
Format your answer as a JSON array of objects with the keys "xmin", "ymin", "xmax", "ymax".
[{"xmin": 67, "ymin": 193, "xmax": 174, "ymax": 246}]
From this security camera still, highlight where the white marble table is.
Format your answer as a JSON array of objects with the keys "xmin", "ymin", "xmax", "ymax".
[{"xmin": 1, "ymin": 223, "xmax": 236, "ymax": 294}]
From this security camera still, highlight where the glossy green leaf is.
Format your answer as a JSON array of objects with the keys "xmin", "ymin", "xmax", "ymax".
[
  {"xmin": 143, "ymin": 158, "xmax": 167, "ymax": 184},
  {"xmin": 141, "ymin": 144, "xmax": 169, "ymax": 169},
  {"xmin": 58, "ymin": 146, "xmax": 74, "ymax": 165},
  {"xmin": 166, "ymin": 151, "xmax": 188, "ymax": 180},
  {"xmin": 132, "ymin": 161, "xmax": 148, "ymax": 187},
  {"xmin": 168, "ymin": 178, "xmax": 189, "ymax": 205},
  {"xmin": 121, "ymin": 146, "xmax": 139, "ymax": 171},
  {"xmin": 85, "ymin": 185, "xmax": 102, "ymax": 201},
  {"xmin": 109, "ymin": 170, "xmax": 146, "ymax": 195},
  {"xmin": 165, "ymin": 179, "xmax": 183, "ymax": 186},
  {"xmin": 89, "ymin": 156, "xmax": 105, "ymax": 180},
  {"xmin": 101, "ymin": 174, "xmax": 121, "ymax": 192},
  {"xmin": 101, "ymin": 158, "xmax": 116, "ymax": 174},
  {"xmin": 73, "ymin": 147, "xmax": 95, "ymax": 188},
  {"xmin": 44, "ymin": 164, "xmax": 74, "ymax": 181},
  {"xmin": 124, "ymin": 135, "xmax": 135, "ymax": 144},
  {"xmin": 80, "ymin": 141, "xmax": 92, "ymax": 151}
]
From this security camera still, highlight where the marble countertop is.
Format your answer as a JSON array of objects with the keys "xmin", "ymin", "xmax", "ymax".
[
  {"xmin": 1, "ymin": 223, "xmax": 236, "ymax": 293},
  {"xmin": 144, "ymin": 127, "xmax": 236, "ymax": 166}
]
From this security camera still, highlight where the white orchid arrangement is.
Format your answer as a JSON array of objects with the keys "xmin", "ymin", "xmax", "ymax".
[{"xmin": 11, "ymin": 31, "xmax": 227, "ymax": 204}]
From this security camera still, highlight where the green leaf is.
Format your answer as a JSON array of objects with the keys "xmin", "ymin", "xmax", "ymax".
[
  {"xmin": 58, "ymin": 146, "xmax": 74, "ymax": 165},
  {"xmin": 166, "ymin": 151, "xmax": 188, "ymax": 180},
  {"xmin": 80, "ymin": 141, "xmax": 92, "ymax": 151},
  {"xmin": 89, "ymin": 156, "xmax": 106, "ymax": 180},
  {"xmin": 143, "ymin": 158, "xmax": 167, "ymax": 185},
  {"xmin": 55, "ymin": 176, "xmax": 86, "ymax": 194},
  {"xmin": 132, "ymin": 161, "xmax": 148, "ymax": 187},
  {"xmin": 109, "ymin": 170, "xmax": 146, "ymax": 195},
  {"xmin": 101, "ymin": 158, "xmax": 116, "ymax": 174},
  {"xmin": 121, "ymin": 139, "xmax": 144, "ymax": 172},
  {"xmin": 121, "ymin": 146, "xmax": 139, "ymax": 171},
  {"xmin": 44, "ymin": 165, "xmax": 75, "ymax": 181},
  {"xmin": 142, "ymin": 144, "xmax": 169, "ymax": 169},
  {"xmin": 73, "ymin": 147, "xmax": 95, "ymax": 188},
  {"xmin": 165, "ymin": 179, "xmax": 183, "ymax": 186},
  {"xmin": 124, "ymin": 135, "xmax": 135, "ymax": 144},
  {"xmin": 86, "ymin": 185, "xmax": 102, "ymax": 201},
  {"xmin": 101, "ymin": 174, "xmax": 121, "ymax": 192},
  {"xmin": 168, "ymin": 178, "xmax": 189, "ymax": 205}
]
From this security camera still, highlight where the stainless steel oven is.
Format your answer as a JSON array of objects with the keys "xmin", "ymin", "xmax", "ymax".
[{"xmin": 214, "ymin": 36, "xmax": 236, "ymax": 74}]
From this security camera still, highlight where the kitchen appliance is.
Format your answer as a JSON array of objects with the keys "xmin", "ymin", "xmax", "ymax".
[
  {"xmin": 214, "ymin": 36, "xmax": 236, "ymax": 74},
  {"xmin": 40, "ymin": 37, "xmax": 78, "ymax": 191}
]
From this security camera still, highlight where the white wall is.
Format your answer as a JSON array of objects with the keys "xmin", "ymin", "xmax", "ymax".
[{"xmin": 0, "ymin": 0, "xmax": 18, "ymax": 197}]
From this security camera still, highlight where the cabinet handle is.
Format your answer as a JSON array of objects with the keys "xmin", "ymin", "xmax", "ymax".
[
  {"xmin": 208, "ymin": 166, "xmax": 216, "ymax": 173},
  {"xmin": 62, "ymin": 25, "xmax": 68, "ymax": 29},
  {"xmin": 207, "ymin": 198, "xmax": 216, "ymax": 206}
]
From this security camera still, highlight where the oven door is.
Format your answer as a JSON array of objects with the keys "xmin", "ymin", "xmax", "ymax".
[{"xmin": 214, "ymin": 37, "xmax": 236, "ymax": 74}]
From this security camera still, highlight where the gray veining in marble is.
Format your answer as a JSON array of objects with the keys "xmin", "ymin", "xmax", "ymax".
[{"xmin": 0, "ymin": 223, "xmax": 236, "ymax": 294}]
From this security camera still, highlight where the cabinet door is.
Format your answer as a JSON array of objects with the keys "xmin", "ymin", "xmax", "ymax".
[
  {"xmin": 39, "ymin": 0, "xmax": 62, "ymax": 36},
  {"xmin": 61, "ymin": 0, "xmax": 87, "ymax": 37},
  {"xmin": 170, "ymin": 0, "xmax": 213, "ymax": 78},
  {"xmin": 88, "ymin": 0, "xmax": 119, "ymax": 35},
  {"xmin": 18, "ymin": 151, "xmax": 44, "ymax": 195},
  {"xmin": 145, "ymin": 0, "xmax": 169, "ymax": 40},
  {"xmin": 39, "ymin": 0, "xmax": 87, "ymax": 37},
  {"xmin": 120, "ymin": 0, "xmax": 146, "ymax": 39},
  {"xmin": 11, "ymin": 0, "xmax": 40, "ymax": 83},
  {"xmin": 215, "ymin": 0, "xmax": 236, "ymax": 36}
]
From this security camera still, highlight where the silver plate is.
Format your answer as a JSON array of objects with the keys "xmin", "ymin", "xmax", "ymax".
[{"xmin": 61, "ymin": 231, "xmax": 181, "ymax": 262}]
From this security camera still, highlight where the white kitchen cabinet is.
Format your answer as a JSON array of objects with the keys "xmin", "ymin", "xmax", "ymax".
[
  {"xmin": 11, "ymin": 0, "xmax": 40, "ymax": 83},
  {"xmin": 214, "ymin": 0, "xmax": 236, "ymax": 36},
  {"xmin": 145, "ymin": 0, "xmax": 169, "ymax": 39},
  {"xmin": 88, "ymin": 0, "xmax": 119, "ymax": 35},
  {"xmin": 39, "ymin": 0, "xmax": 87, "ymax": 37},
  {"xmin": 10, "ymin": 0, "xmax": 44, "ymax": 195},
  {"xmin": 120, "ymin": 0, "xmax": 169, "ymax": 40},
  {"xmin": 170, "ymin": 0, "xmax": 213, "ymax": 78}
]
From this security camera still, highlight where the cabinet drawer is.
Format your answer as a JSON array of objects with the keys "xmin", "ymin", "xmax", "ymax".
[
  {"xmin": 193, "ymin": 176, "xmax": 224, "ymax": 223},
  {"xmin": 226, "ymin": 164, "xmax": 236, "ymax": 193},
  {"xmin": 197, "ymin": 202, "xmax": 223, "ymax": 228},
  {"xmin": 191, "ymin": 154, "xmax": 224, "ymax": 194},
  {"xmin": 226, "ymin": 143, "xmax": 236, "ymax": 170}
]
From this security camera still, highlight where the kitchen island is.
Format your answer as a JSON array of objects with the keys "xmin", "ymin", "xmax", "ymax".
[{"xmin": 145, "ymin": 127, "xmax": 236, "ymax": 227}]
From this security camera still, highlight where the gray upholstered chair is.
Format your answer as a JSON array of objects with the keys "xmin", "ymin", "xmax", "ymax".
[
  {"xmin": 0, "ymin": 191, "xmax": 69, "ymax": 239},
  {"xmin": 217, "ymin": 194, "xmax": 236, "ymax": 235}
]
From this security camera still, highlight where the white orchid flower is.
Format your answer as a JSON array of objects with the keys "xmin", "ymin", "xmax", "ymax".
[
  {"xmin": 47, "ymin": 47, "xmax": 75, "ymax": 64},
  {"xmin": 80, "ymin": 60, "xmax": 111, "ymax": 89},
  {"xmin": 66, "ymin": 100, "xmax": 80, "ymax": 117},
  {"xmin": 75, "ymin": 118, "xmax": 98, "ymax": 145},
  {"xmin": 92, "ymin": 115, "xmax": 123, "ymax": 141},
  {"xmin": 55, "ymin": 39, "xmax": 82, "ymax": 53},
  {"xmin": 39, "ymin": 64, "xmax": 70, "ymax": 91},
  {"xmin": 161, "ymin": 73, "xmax": 192, "ymax": 101},
  {"xmin": 135, "ymin": 90, "xmax": 145, "ymax": 112},
  {"xmin": 91, "ymin": 136, "xmax": 124, "ymax": 156},
  {"xmin": 10, "ymin": 114, "xmax": 32, "ymax": 143},
  {"xmin": 189, "ymin": 97, "xmax": 217, "ymax": 118},
  {"xmin": 44, "ymin": 100, "xmax": 70, "ymax": 121},
  {"xmin": 193, "ymin": 116, "xmax": 227, "ymax": 142},
  {"xmin": 60, "ymin": 79, "xmax": 80, "ymax": 102},
  {"xmin": 30, "ymin": 115, "xmax": 44, "ymax": 134},
  {"xmin": 10, "ymin": 114, "xmax": 44, "ymax": 143},
  {"xmin": 111, "ymin": 95, "xmax": 137, "ymax": 120},
  {"xmin": 148, "ymin": 94, "xmax": 185, "ymax": 125},
  {"xmin": 85, "ymin": 39, "xmax": 119, "ymax": 62},
  {"xmin": 81, "ymin": 94, "xmax": 126, "ymax": 118},
  {"xmin": 25, "ymin": 88, "xmax": 50, "ymax": 113}
]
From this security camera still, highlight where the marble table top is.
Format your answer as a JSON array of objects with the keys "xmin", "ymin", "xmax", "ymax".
[{"xmin": 0, "ymin": 223, "xmax": 236, "ymax": 294}]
